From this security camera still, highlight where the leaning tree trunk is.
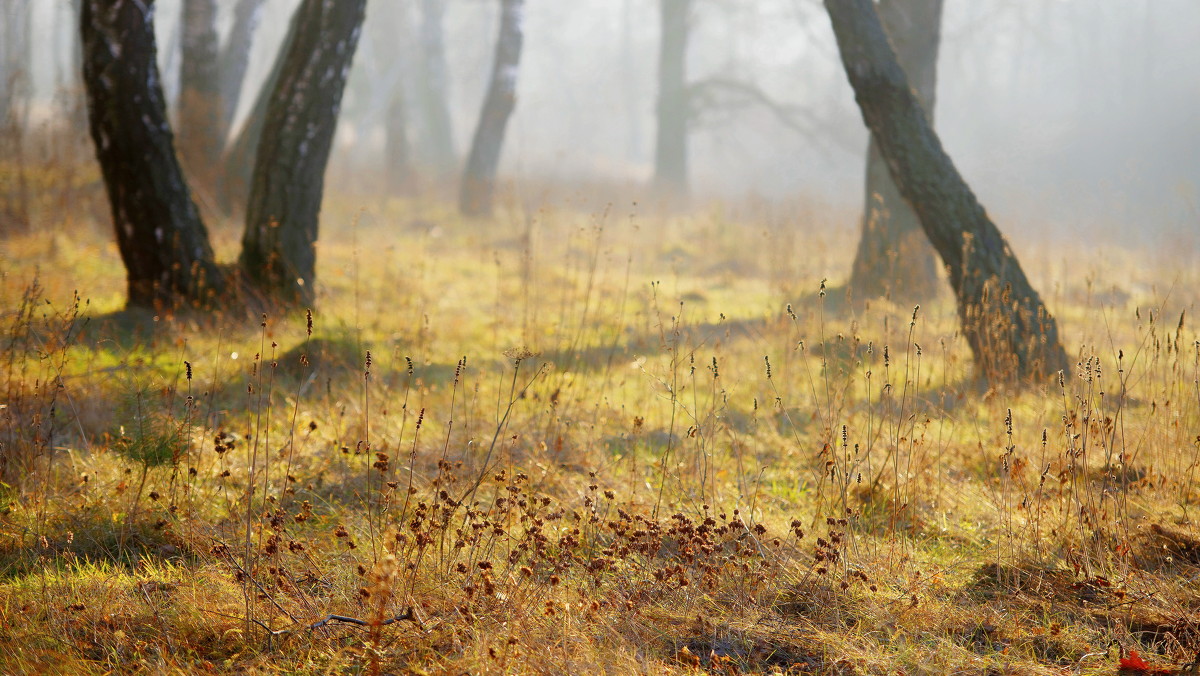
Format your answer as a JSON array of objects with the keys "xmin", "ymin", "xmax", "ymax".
[
  {"xmin": 239, "ymin": 0, "xmax": 366, "ymax": 304},
  {"xmin": 82, "ymin": 0, "xmax": 223, "ymax": 309},
  {"xmin": 846, "ymin": 0, "xmax": 942, "ymax": 304},
  {"xmin": 417, "ymin": 0, "xmax": 456, "ymax": 174},
  {"xmin": 824, "ymin": 0, "xmax": 1068, "ymax": 382},
  {"xmin": 652, "ymin": 0, "xmax": 690, "ymax": 195},
  {"xmin": 459, "ymin": 0, "xmax": 525, "ymax": 218},
  {"xmin": 177, "ymin": 0, "xmax": 222, "ymax": 186},
  {"xmin": 217, "ymin": 0, "xmax": 267, "ymax": 139}
]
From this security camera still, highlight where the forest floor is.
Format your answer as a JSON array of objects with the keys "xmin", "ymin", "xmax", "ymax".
[{"xmin": 1, "ymin": 186, "xmax": 1199, "ymax": 675}]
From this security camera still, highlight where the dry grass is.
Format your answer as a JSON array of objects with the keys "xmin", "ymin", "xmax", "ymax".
[{"xmin": 0, "ymin": 175, "xmax": 1199, "ymax": 675}]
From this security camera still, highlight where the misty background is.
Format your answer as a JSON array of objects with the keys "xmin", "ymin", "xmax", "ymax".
[{"xmin": 13, "ymin": 0, "xmax": 1200, "ymax": 245}]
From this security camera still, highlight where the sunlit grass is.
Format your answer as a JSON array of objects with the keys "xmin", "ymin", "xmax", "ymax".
[{"xmin": 0, "ymin": 182, "xmax": 1198, "ymax": 674}]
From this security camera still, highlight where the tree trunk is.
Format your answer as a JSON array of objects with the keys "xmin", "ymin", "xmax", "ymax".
[
  {"xmin": 653, "ymin": 0, "xmax": 690, "ymax": 196},
  {"xmin": 847, "ymin": 0, "xmax": 942, "ymax": 304},
  {"xmin": 417, "ymin": 0, "xmax": 456, "ymax": 174},
  {"xmin": 219, "ymin": 1, "xmax": 302, "ymax": 215},
  {"xmin": 1, "ymin": 0, "xmax": 32, "ymax": 236},
  {"xmin": 459, "ymin": 0, "xmax": 525, "ymax": 218},
  {"xmin": 81, "ymin": 0, "xmax": 223, "ymax": 309},
  {"xmin": 386, "ymin": 87, "xmax": 415, "ymax": 194},
  {"xmin": 239, "ymin": 0, "xmax": 366, "ymax": 304},
  {"xmin": 217, "ymin": 0, "xmax": 267, "ymax": 139},
  {"xmin": 177, "ymin": 0, "xmax": 222, "ymax": 186},
  {"xmin": 824, "ymin": 0, "xmax": 1069, "ymax": 381}
]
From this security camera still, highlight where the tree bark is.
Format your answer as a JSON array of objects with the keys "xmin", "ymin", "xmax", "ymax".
[
  {"xmin": 417, "ymin": 0, "xmax": 456, "ymax": 174},
  {"xmin": 239, "ymin": 0, "xmax": 366, "ymax": 304},
  {"xmin": 653, "ymin": 0, "xmax": 690, "ymax": 195},
  {"xmin": 847, "ymin": 0, "xmax": 942, "ymax": 304},
  {"xmin": 459, "ymin": 0, "xmax": 525, "ymax": 218},
  {"xmin": 217, "ymin": 0, "xmax": 267, "ymax": 139},
  {"xmin": 177, "ymin": 0, "xmax": 222, "ymax": 186},
  {"xmin": 219, "ymin": 1, "xmax": 302, "ymax": 215},
  {"xmin": 824, "ymin": 0, "xmax": 1068, "ymax": 381},
  {"xmin": 81, "ymin": 0, "xmax": 223, "ymax": 309}
]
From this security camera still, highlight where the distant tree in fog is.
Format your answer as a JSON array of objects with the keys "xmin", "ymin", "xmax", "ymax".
[
  {"xmin": 177, "ymin": 0, "xmax": 221, "ymax": 186},
  {"xmin": 846, "ymin": 0, "xmax": 942, "ymax": 304},
  {"xmin": 653, "ymin": 0, "xmax": 691, "ymax": 196},
  {"xmin": 418, "ymin": 0, "xmax": 457, "ymax": 174},
  {"xmin": 1, "ymin": 0, "xmax": 32, "ymax": 234},
  {"xmin": 460, "ymin": 0, "xmax": 525, "ymax": 217},
  {"xmin": 82, "ymin": 0, "xmax": 365, "ymax": 309},
  {"xmin": 825, "ymin": 0, "xmax": 1068, "ymax": 381},
  {"xmin": 177, "ymin": 0, "xmax": 266, "ymax": 192}
]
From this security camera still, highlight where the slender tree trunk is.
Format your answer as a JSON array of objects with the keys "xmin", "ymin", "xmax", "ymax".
[
  {"xmin": 177, "ymin": 0, "xmax": 222, "ymax": 186},
  {"xmin": 386, "ymin": 88, "xmax": 415, "ymax": 194},
  {"xmin": 217, "ymin": 0, "xmax": 267, "ymax": 140},
  {"xmin": 239, "ymin": 0, "xmax": 367, "ymax": 304},
  {"xmin": 825, "ymin": 0, "xmax": 1068, "ymax": 381},
  {"xmin": 219, "ymin": 2, "xmax": 302, "ymax": 215},
  {"xmin": 417, "ymin": 0, "xmax": 456, "ymax": 174},
  {"xmin": 82, "ymin": 0, "xmax": 223, "ymax": 309},
  {"xmin": 1, "ymin": 0, "xmax": 32, "ymax": 235},
  {"xmin": 459, "ymin": 0, "xmax": 525, "ymax": 218},
  {"xmin": 653, "ymin": 0, "xmax": 690, "ymax": 195},
  {"xmin": 847, "ymin": 0, "xmax": 942, "ymax": 304}
]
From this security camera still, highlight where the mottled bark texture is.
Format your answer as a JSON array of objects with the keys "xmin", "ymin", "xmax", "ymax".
[
  {"xmin": 239, "ymin": 0, "xmax": 366, "ymax": 304},
  {"xmin": 177, "ymin": 0, "xmax": 221, "ymax": 185},
  {"xmin": 417, "ymin": 0, "xmax": 456, "ymax": 173},
  {"xmin": 653, "ymin": 0, "xmax": 690, "ymax": 195},
  {"xmin": 82, "ymin": 0, "xmax": 223, "ymax": 309},
  {"xmin": 220, "ymin": 0, "xmax": 301, "ymax": 214},
  {"xmin": 847, "ymin": 0, "xmax": 942, "ymax": 304},
  {"xmin": 459, "ymin": 0, "xmax": 525, "ymax": 217},
  {"xmin": 825, "ymin": 0, "xmax": 1068, "ymax": 381}
]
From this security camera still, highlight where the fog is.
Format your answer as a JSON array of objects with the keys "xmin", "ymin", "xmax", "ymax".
[{"xmin": 14, "ymin": 0, "xmax": 1200, "ymax": 243}]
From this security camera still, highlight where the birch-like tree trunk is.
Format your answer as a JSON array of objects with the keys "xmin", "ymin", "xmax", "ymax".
[
  {"xmin": 459, "ymin": 0, "xmax": 525, "ymax": 217},
  {"xmin": 825, "ymin": 0, "xmax": 1068, "ymax": 381},
  {"xmin": 653, "ymin": 0, "xmax": 690, "ymax": 195},
  {"xmin": 220, "ymin": 2, "xmax": 302, "ymax": 214},
  {"xmin": 846, "ymin": 0, "xmax": 942, "ymax": 304},
  {"xmin": 239, "ymin": 0, "xmax": 367, "ymax": 304},
  {"xmin": 81, "ymin": 0, "xmax": 223, "ymax": 308}
]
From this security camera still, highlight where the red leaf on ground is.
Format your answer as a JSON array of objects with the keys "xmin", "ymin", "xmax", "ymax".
[{"xmin": 1120, "ymin": 650, "xmax": 1151, "ymax": 671}]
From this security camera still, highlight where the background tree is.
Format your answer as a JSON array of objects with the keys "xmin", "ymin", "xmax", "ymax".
[
  {"xmin": 1, "ymin": 0, "xmax": 32, "ymax": 235},
  {"xmin": 459, "ymin": 0, "xmax": 525, "ymax": 218},
  {"xmin": 417, "ymin": 0, "xmax": 456, "ymax": 174},
  {"xmin": 217, "ymin": 0, "xmax": 268, "ymax": 135},
  {"xmin": 846, "ymin": 0, "xmax": 942, "ymax": 304},
  {"xmin": 653, "ymin": 0, "xmax": 691, "ymax": 195},
  {"xmin": 177, "ymin": 0, "xmax": 222, "ymax": 186},
  {"xmin": 824, "ymin": 0, "xmax": 1069, "ymax": 381},
  {"xmin": 81, "ymin": 0, "xmax": 224, "ymax": 308},
  {"xmin": 240, "ymin": 0, "xmax": 368, "ymax": 304}
]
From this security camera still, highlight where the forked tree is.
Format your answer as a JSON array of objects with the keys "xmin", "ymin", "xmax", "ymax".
[
  {"xmin": 846, "ymin": 0, "xmax": 942, "ymax": 304},
  {"xmin": 459, "ymin": 0, "xmax": 525, "ymax": 217},
  {"xmin": 82, "ymin": 0, "xmax": 365, "ymax": 310},
  {"xmin": 824, "ymin": 0, "xmax": 1069, "ymax": 381}
]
